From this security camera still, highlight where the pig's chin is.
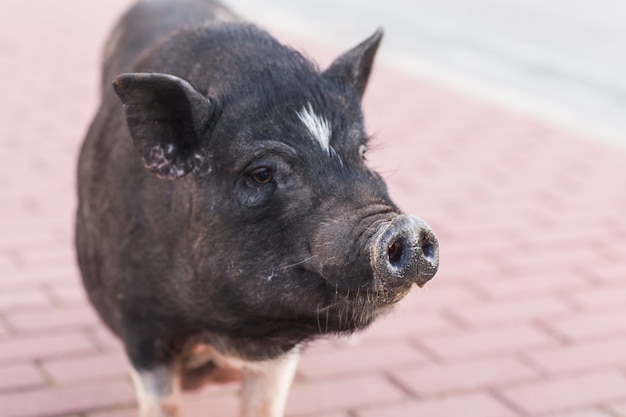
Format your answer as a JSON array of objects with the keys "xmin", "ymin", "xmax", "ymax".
[{"xmin": 313, "ymin": 279, "xmax": 412, "ymax": 334}]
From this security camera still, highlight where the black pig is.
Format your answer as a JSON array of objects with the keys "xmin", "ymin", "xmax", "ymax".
[{"xmin": 76, "ymin": 0, "xmax": 439, "ymax": 416}]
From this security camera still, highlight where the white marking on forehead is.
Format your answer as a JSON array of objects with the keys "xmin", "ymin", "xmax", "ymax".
[{"xmin": 297, "ymin": 103, "xmax": 332, "ymax": 154}]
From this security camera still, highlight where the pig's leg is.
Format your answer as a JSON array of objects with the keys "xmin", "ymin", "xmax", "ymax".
[
  {"xmin": 240, "ymin": 350, "xmax": 300, "ymax": 417},
  {"xmin": 129, "ymin": 363, "xmax": 182, "ymax": 417}
]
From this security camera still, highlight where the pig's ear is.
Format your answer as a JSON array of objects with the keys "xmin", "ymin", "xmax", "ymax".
[
  {"xmin": 323, "ymin": 29, "xmax": 383, "ymax": 98},
  {"xmin": 113, "ymin": 73, "xmax": 212, "ymax": 180}
]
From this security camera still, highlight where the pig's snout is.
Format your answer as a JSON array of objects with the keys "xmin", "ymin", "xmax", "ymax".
[{"xmin": 371, "ymin": 215, "xmax": 439, "ymax": 288}]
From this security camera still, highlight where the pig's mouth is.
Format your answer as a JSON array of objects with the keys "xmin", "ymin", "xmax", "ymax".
[
  {"xmin": 312, "ymin": 292, "xmax": 398, "ymax": 334},
  {"xmin": 308, "ymin": 274, "xmax": 414, "ymax": 334}
]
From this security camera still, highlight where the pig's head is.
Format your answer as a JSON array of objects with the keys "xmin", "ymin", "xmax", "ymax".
[{"xmin": 112, "ymin": 27, "xmax": 438, "ymax": 345}]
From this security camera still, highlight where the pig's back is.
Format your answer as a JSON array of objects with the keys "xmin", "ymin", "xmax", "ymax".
[{"xmin": 101, "ymin": 0, "xmax": 239, "ymax": 92}]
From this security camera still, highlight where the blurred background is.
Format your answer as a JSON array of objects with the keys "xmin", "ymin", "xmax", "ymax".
[
  {"xmin": 1, "ymin": 1, "xmax": 626, "ymax": 416},
  {"xmin": 228, "ymin": 0, "xmax": 626, "ymax": 147}
]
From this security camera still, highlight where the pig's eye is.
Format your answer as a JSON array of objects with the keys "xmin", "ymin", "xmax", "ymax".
[{"xmin": 250, "ymin": 167, "xmax": 273, "ymax": 184}]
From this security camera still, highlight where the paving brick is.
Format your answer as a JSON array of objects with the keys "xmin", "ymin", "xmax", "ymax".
[
  {"xmin": 298, "ymin": 341, "xmax": 428, "ymax": 379},
  {"xmin": 391, "ymin": 357, "xmax": 540, "ymax": 396},
  {"xmin": 0, "ymin": 363, "xmax": 46, "ymax": 391},
  {"xmin": 13, "ymin": 245, "xmax": 75, "ymax": 268},
  {"xmin": 607, "ymin": 400, "xmax": 626, "ymax": 416},
  {"xmin": 296, "ymin": 414, "xmax": 348, "ymax": 417},
  {"xmin": 437, "ymin": 256, "xmax": 506, "ymax": 284},
  {"xmin": 285, "ymin": 376, "xmax": 406, "ymax": 416},
  {"xmin": 471, "ymin": 273, "xmax": 588, "ymax": 299},
  {"xmin": 542, "ymin": 411, "xmax": 613, "ymax": 417},
  {"xmin": 416, "ymin": 325, "xmax": 557, "ymax": 359},
  {"xmin": 566, "ymin": 283, "xmax": 626, "ymax": 311},
  {"xmin": 0, "ymin": 230, "xmax": 61, "ymax": 251},
  {"xmin": 0, "ymin": 254, "xmax": 19, "ymax": 273},
  {"xmin": 183, "ymin": 393, "xmax": 240, "ymax": 416},
  {"xmin": 5, "ymin": 305, "xmax": 101, "ymax": 333},
  {"xmin": 447, "ymin": 296, "xmax": 572, "ymax": 327},
  {"xmin": 0, "ymin": 380, "xmax": 136, "ymax": 417},
  {"xmin": 43, "ymin": 352, "xmax": 129, "ymax": 384},
  {"xmin": 90, "ymin": 327, "xmax": 125, "ymax": 352},
  {"xmin": 355, "ymin": 392, "xmax": 517, "ymax": 417},
  {"xmin": 0, "ymin": 265, "xmax": 80, "ymax": 288},
  {"xmin": 499, "ymin": 371, "xmax": 626, "ymax": 415},
  {"xmin": 577, "ymin": 261, "xmax": 626, "ymax": 284},
  {"xmin": 0, "ymin": 287, "xmax": 52, "ymax": 311},
  {"xmin": 509, "ymin": 232, "xmax": 611, "ymax": 260},
  {"xmin": 545, "ymin": 310, "xmax": 626, "ymax": 341},
  {"xmin": 88, "ymin": 408, "xmax": 137, "ymax": 417},
  {"xmin": 396, "ymin": 283, "xmax": 483, "ymax": 312},
  {"xmin": 48, "ymin": 284, "xmax": 89, "ymax": 305},
  {"xmin": 0, "ymin": 332, "xmax": 97, "ymax": 362},
  {"xmin": 438, "ymin": 228, "xmax": 520, "ymax": 262},
  {"xmin": 527, "ymin": 336, "xmax": 626, "ymax": 374},
  {"xmin": 358, "ymin": 310, "xmax": 460, "ymax": 341}
]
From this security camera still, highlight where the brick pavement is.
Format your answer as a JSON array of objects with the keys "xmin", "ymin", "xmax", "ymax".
[{"xmin": 2, "ymin": 1, "xmax": 626, "ymax": 416}]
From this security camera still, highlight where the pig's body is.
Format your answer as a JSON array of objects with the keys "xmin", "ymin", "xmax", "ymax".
[{"xmin": 76, "ymin": 0, "xmax": 439, "ymax": 416}]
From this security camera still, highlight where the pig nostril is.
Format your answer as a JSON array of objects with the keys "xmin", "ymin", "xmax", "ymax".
[
  {"xmin": 421, "ymin": 241, "xmax": 435, "ymax": 262},
  {"xmin": 387, "ymin": 239, "xmax": 405, "ymax": 267}
]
